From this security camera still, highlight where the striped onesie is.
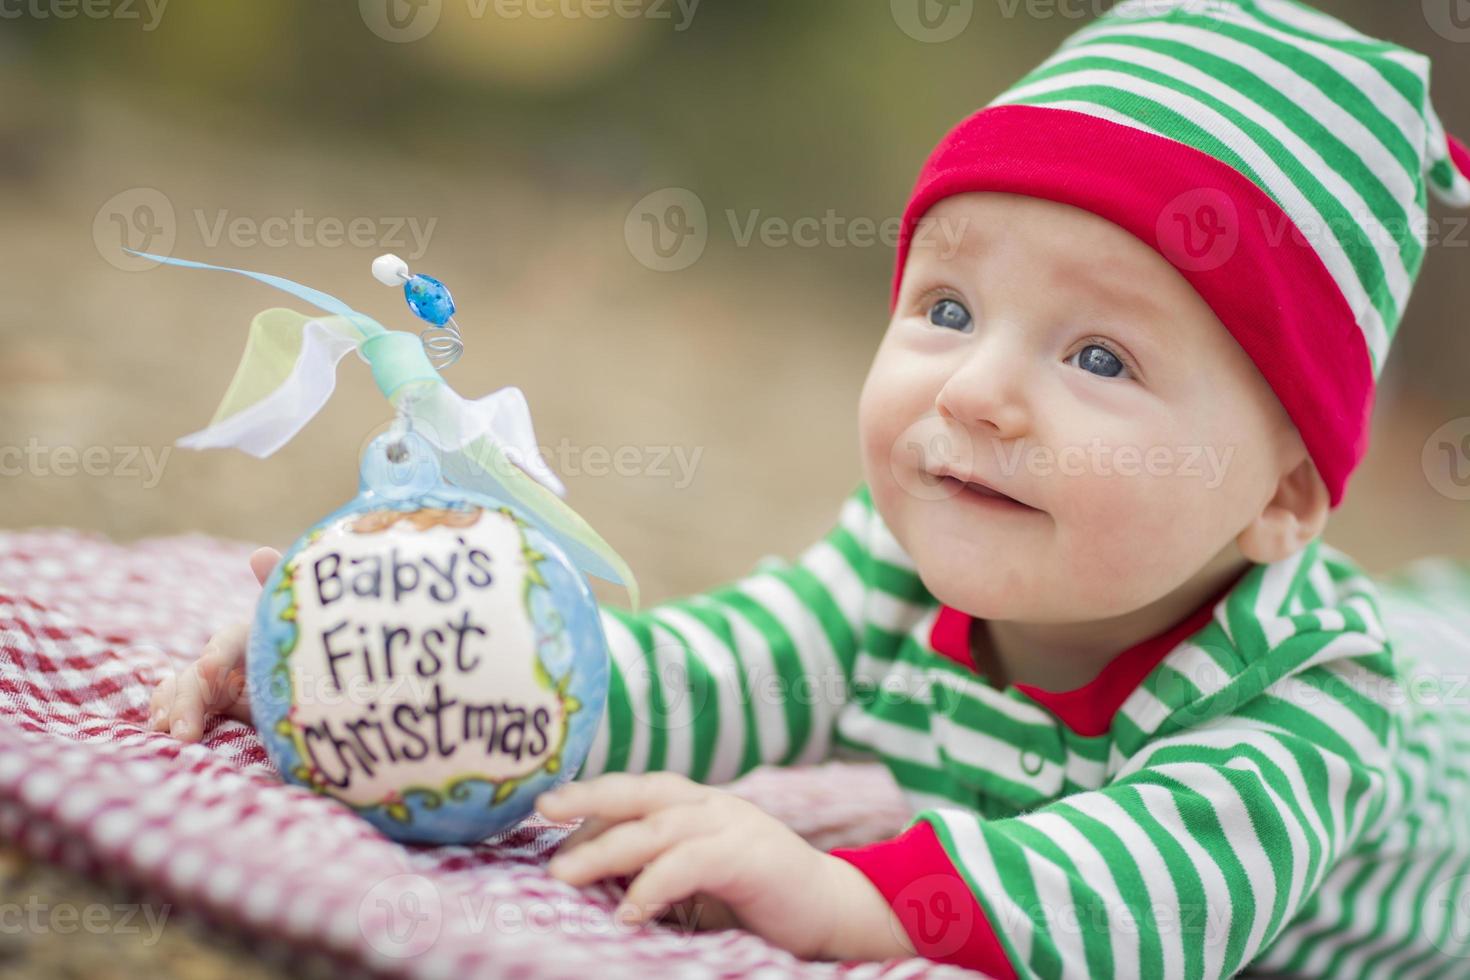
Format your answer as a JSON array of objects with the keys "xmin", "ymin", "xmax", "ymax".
[{"xmin": 576, "ymin": 482, "xmax": 1470, "ymax": 978}]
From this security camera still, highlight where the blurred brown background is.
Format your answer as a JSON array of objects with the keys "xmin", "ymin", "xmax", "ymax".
[
  {"xmin": 0, "ymin": 1, "xmax": 1467, "ymax": 974},
  {"xmin": 1, "ymin": 0, "xmax": 1468, "ymax": 614}
]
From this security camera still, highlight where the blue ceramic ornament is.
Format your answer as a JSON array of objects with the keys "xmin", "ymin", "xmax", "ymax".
[
  {"xmin": 248, "ymin": 427, "xmax": 608, "ymax": 842},
  {"xmin": 132, "ymin": 248, "xmax": 640, "ymax": 843}
]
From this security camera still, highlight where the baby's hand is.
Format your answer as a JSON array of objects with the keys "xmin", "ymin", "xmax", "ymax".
[
  {"xmin": 536, "ymin": 772, "xmax": 912, "ymax": 962},
  {"xmin": 147, "ymin": 546, "xmax": 280, "ymax": 741}
]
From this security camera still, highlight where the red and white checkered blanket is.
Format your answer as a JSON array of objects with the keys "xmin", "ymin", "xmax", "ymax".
[{"xmin": 0, "ymin": 528, "xmax": 966, "ymax": 978}]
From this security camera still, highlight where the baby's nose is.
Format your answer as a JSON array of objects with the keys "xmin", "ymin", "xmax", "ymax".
[{"xmin": 933, "ymin": 357, "xmax": 1031, "ymax": 442}]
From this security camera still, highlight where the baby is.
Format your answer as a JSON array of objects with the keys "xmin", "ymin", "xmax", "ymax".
[{"xmin": 150, "ymin": 0, "xmax": 1470, "ymax": 975}]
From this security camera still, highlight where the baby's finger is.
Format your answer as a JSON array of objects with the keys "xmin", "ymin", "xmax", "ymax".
[
  {"xmin": 203, "ymin": 622, "xmax": 251, "ymax": 672},
  {"xmin": 196, "ymin": 643, "xmax": 251, "ymax": 721},
  {"xmin": 220, "ymin": 663, "xmax": 253, "ymax": 724},
  {"xmin": 555, "ymin": 814, "xmax": 618, "ymax": 852},
  {"xmin": 248, "ymin": 547, "xmax": 280, "ymax": 587},
  {"xmin": 548, "ymin": 803, "xmax": 712, "ymax": 888},
  {"xmin": 168, "ymin": 664, "xmax": 216, "ymax": 741},
  {"xmin": 617, "ymin": 835, "xmax": 730, "ymax": 927},
  {"xmin": 537, "ymin": 773, "xmax": 707, "ymax": 824},
  {"xmin": 148, "ymin": 672, "xmax": 177, "ymax": 731},
  {"xmin": 163, "ymin": 623, "xmax": 255, "ymax": 740}
]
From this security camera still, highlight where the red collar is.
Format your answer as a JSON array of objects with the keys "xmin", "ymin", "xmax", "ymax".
[{"xmin": 927, "ymin": 574, "xmax": 1243, "ymax": 737}]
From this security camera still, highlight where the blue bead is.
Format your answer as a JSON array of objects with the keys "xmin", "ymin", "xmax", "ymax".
[{"xmin": 403, "ymin": 273, "xmax": 455, "ymax": 326}]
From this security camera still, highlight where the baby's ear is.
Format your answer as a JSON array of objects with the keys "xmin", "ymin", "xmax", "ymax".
[{"xmin": 1236, "ymin": 455, "xmax": 1331, "ymax": 564}]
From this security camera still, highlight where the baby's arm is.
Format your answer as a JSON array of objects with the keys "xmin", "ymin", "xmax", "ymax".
[
  {"xmin": 828, "ymin": 669, "xmax": 1394, "ymax": 978},
  {"xmin": 575, "ymin": 482, "xmax": 874, "ymax": 784}
]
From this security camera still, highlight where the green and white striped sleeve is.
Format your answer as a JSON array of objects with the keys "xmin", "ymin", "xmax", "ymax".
[
  {"xmin": 573, "ymin": 483, "xmax": 874, "ymax": 785},
  {"xmin": 833, "ymin": 659, "xmax": 1396, "ymax": 978}
]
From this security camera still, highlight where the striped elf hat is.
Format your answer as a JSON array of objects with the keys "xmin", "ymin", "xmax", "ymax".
[{"xmin": 892, "ymin": 0, "xmax": 1470, "ymax": 507}]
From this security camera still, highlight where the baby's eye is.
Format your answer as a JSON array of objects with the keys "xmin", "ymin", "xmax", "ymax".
[
  {"xmin": 1068, "ymin": 343, "xmax": 1130, "ymax": 379},
  {"xmin": 928, "ymin": 298, "xmax": 972, "ymax": 331}
]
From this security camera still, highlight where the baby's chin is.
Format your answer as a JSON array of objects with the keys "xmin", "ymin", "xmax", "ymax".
[{"xmin": 911, "ymin": 544, "xmax": 1182, "ymax": 624}]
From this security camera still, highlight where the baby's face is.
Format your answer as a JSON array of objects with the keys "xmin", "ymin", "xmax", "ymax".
[{"xmin": 859, "ymin": 192, "xmax": 1303, "ymax": 623}]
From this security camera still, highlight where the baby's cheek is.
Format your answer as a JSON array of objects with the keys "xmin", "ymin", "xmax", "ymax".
[
  {"xmin": 857, "ymin": 382, "xmax": 927, "ymax": 503},
  {"xmin": 1053, "ymin": 467, "xmax": 1232, "ymax": 611},
  {"xmin": 855, "ymin": 375, "xmax": 895, "ymax": 475}
]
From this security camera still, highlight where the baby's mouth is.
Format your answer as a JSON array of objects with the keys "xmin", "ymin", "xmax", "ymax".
[{"xmin": 933, "ymin": 472, "xmax": 1044, "ymax": 514}]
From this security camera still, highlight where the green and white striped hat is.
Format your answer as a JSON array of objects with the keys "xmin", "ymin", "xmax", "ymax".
[{"xmin": 892, "ymin": 0, "xmax": 1470, "ymax": 506}]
